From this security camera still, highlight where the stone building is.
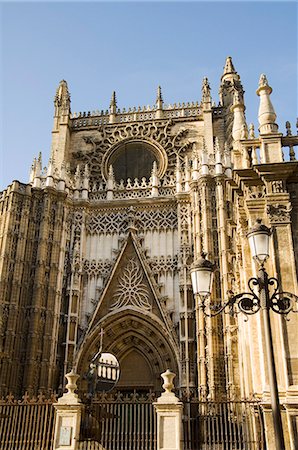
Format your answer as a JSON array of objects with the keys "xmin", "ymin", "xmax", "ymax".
[{"xmin": 0, "ymin": 57, "xmax": 297, "ymax": 446}]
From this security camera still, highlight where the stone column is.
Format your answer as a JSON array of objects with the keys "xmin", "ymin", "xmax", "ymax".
[
  {"xmin": 153, "ymin": 370, "xmax": 183, "ymax": 450},
  {"xmin": 53, "ymin": 371, "xmax": 83, "ymax": 450}
]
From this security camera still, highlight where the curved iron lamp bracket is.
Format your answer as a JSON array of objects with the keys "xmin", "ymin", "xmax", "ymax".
[{"xmin": 198, "ymin": 275, "xmax": 298, "ymax": 321}]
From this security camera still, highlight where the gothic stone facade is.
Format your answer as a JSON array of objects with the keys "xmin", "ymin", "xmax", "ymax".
[{"xmin": 0, "ymin": 57, "xmax": 298, "ymax": 447}]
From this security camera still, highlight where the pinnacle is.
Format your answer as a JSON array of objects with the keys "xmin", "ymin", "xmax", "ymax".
[
  {"xmin": 156, "ymin": 85, "xmax": 163, "ymax": 103},
  {"xmin": 223, "ymin": 56, "xmax": 236, "ymax": 75},
  {"xmin": 110, "ymin": 91, "xmax": 117, "ymax": 107}
]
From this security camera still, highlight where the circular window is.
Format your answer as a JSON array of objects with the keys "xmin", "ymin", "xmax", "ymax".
[
  {"xmin": 110, "ymin": 141, "xmax": 156, "ymax": 182},
  {"xmin": 103, "ymin": 139, "xmax": 168, "ymax": 182}
]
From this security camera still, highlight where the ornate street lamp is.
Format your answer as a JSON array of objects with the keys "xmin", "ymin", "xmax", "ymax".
[{"xmin": 191, "ymin": 219, "xmax": 298, "ymax": 450}]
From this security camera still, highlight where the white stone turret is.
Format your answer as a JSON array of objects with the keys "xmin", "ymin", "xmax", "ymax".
[
  {"xmin": 256, "ymin": 74, "xmax": 283, "ymax": 163},
  {"xmin": 231, "ymin": 91, "xmax": 248, "ymax": 142},
  {"xmin": 256, "ymin": 74, "xmax": 278, "ymax": 134}
]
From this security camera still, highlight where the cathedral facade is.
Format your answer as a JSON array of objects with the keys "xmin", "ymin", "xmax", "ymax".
[{"xmin": 0, "ymin": 57, "xmax": 297, "ymax": 446}]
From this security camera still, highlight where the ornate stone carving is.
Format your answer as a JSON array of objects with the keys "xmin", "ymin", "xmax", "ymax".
[
  {"xmin": 267, "ymin": 204, "xmax": 292, "ymax": 223},
  {"xmin": 110, "ymin": 258, "xmax": 151, "ymax": 310},
  {"xmin": 148, "ymin": 255, "xmax": 178, "ymax": 274},
  {"xmin": 73, "ymin": 120, "xmax": 192, "ymax": 182},
  {"xmin": 271, "ymin": 180, "xmax": 285, "ymax": 193},
  {"xmin": 83, "ymin": 259, "xmax": 113, "ymax": 278},
  {"xmin": 86, "ymin": 206, "xmax": 178, "ymax": 234}
]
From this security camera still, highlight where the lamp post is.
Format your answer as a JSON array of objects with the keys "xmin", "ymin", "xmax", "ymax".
[{"xmin": 190, "ymin": 219, "xmax": 298, "ymax": 450}]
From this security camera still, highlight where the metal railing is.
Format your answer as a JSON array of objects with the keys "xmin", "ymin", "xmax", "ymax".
[
  {"xmin": 183, "ymin": 399, "xmax": 266, "ymax": 450},
  {"xmin": 79, "ymin": 391, "xmax": 157, "ymax": 450},
  {"xmin": 0, "ymin": 393, "xmax": 56, "ymax": 450}
]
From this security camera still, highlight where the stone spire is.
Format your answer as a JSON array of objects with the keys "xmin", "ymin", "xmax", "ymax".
[
  {"xmin": 109, "ymin": 91, "xmax": 117, "ymax": 123},
  {"xmin": 156, "ymin": 86, "xmax": 164, "ymax": 118},
  {"xmin": 29, "ymin": 157, "xmax": 37, "ymax": 183},
  {"xmin": 231, "ymin": 91, "xmax": 248, "ymax": 141},
  {"xmin": 110, "ymin": 91, "xmax": 117, "ymax": 113},
  {"xmin": 223, "ymin": 56, "xmax": 236, "ymax": 78},
  {"xmin": 156, "ymin": 86, "xmax": 163, "ymax": 108},
  {"xmin": 219, "ymin": 56, "xmax": 244, "ymax": 108},
  {"xmin": 54, "ymin": 80, "xmax": 71, "ymax": 117},
  {"xmin": 256, "ymin": 74, "xmax": 278, "ymax": 134}
]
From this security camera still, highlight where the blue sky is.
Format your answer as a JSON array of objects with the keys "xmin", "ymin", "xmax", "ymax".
[{"xmin": 0, "ymin": 1, "xmax": 297, "ymax": 190}]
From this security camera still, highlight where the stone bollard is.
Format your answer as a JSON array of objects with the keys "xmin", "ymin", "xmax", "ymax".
[
  {"xmin": 53, "ymin": 370, "xmax": 84, "ymax": 450},
  {"xmin": 153, "ymin": 369, "xmax": 183, "ymax": 450}
]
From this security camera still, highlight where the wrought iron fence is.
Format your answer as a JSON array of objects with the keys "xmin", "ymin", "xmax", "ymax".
[
  {"xmin": 183, "ymin": 399, "xmax": 266, "ymax": 450},
  {"xmin": 79, "ymin": 391, "xmax": 157, "ymax": 450},
  {"xmin": 0, "ymin": 392, "xmax": 56, "ymax": 450}
]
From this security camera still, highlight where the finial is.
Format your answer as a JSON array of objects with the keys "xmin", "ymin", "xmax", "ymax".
[
  {"xmin": 256, "ymin": 74, "xmax": 278, "ymax": 134},
  {"xmin": 258, "ymin": 74, "xmax": 269, "ymax": 89},
  {"xmin": 109, "ymin": 91, "xmax": 117, "ymax": 122},
  {"xmin": 110, "ymin": 91, "xmax": 117, "ymax": 108},
  {"xmin": 54, "ymin": 80, "xmax": 71, "ymax": 115},
  {"xmin": 156, "ymin": 85, "xmax": 163, "ymax": 103},
  {"xmin": 223, "ymin": 56, "xmax": 236, "ymax": 75},
  {"xmin": 249, "ymin": 123, "xmax": 255, "ymax": 139},
  {"xmin": 83, "ymin": 164, "xmax": 90, "ymax": 178},
  {"xmin": 151, "ymin": 160, "xmax": 158, "ymax": 176},
  {"xmin": 156, "ymin": 86, "xmax": 163, "ymax": 115},
  {"xmin": 108, "ymin": 164, "xmax": 115, "ymax": 179},
  {"xmin": 285, "ymin": 121, "xmax": 292, "ymax": 136},
  {"xmin": 201, "ymin": 77, "xmax": 211, "ymax": 103}
]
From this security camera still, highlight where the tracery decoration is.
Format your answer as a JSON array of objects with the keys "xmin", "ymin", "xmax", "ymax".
[
  {"xmin": 110, "ymin": 258, "xmax": 151, "ymax": 311},
  {"xmin": 85, "ymin": 206, "xmax": 178, "ymax": 234},
  {"xmin": 72, "ymin": 120, "xmax": 192, "ymax": 183},
  {"xmin": 147, "ymin": 255, "xmax": 178, "ymax": 275},
  {"xmin": 83, "ymin": 259, "xmax": 113, "ymax": 278}
]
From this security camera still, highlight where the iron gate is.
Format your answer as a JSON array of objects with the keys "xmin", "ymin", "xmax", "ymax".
[
  {"xmin": 79, "ymin": 391, "xmax": 157, "ymax": 450},
  {"xmin": 183, "ymin": 399, "xmax": 266, "ymax": 450}
]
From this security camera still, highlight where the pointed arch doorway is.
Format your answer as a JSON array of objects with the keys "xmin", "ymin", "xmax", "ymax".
[{"xmin": 75, "ymin": 309, "xmax": 179, "ymax": 393}]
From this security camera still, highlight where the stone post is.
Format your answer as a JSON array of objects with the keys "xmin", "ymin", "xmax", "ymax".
[
  {"xmin": 153, "ymin": 369, "xmax": 183, "ymax": 450},
  {"xmin": 53, "ymin": 370, "xmax": 83, "ymax": 450}
]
